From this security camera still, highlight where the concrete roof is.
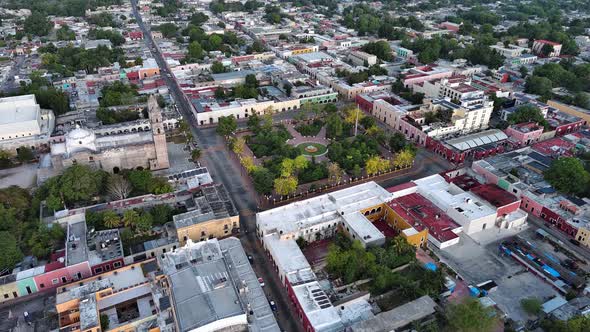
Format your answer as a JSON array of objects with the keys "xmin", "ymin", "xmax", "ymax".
[
  {"xmin": 173, "ymin": 184, "xmax": 237, "ymax": 229},
  {"xmin": 162, "ymin": 238, "xmax": 279, "ymax": 332},
  {"xmin": 66, "ymin": 220, "xmax": 88, "ymax": 266},
  {"xmin": 292, "ymin": 281, "xmax": 344, "ymax": 332},
  {"xmin": 342, "ymin": 211, "xmax": 386, "ymax": 244},
  {"xmin": 0, "ymin": 94, "xmax": 41, "ymax": 135},
  {"xmin": 256, "ymin": 181, "xmax": 392, "ymax": 236},
  {"xmin": 414, "ymin": 175, "xmax": 496, "ymax": 222},
  {"xmin": 350, "ymin": 295, "xmax": 437, "ymax": 332}
]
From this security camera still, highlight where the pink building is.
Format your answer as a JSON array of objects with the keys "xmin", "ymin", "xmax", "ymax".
[
  {"xmin": 402, "ymin": 65, "xmax": 454, "ymax": 87},
  {"xmin": 505, "ymin": 122, "xmax": 544, "ymax": 147},
  {"xmin": 33, "ymin": 261, "xmax": 92, "ymax": 291}
]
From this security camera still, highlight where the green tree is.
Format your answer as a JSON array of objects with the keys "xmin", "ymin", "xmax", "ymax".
[
  {"xmin": 393, "ymin": 147, "xmax": 415, "ymax": 168},
  {"xmin": 507, "ymin": 105, "xmax": 548, "ymax": 127},
  {"xmin": 293, "ymin": 155, "xmax": 309, "ymax": 172},
  {"xmin": 0, "ymin": 232, "xmax": 23, "ymax": 271},
  {"xmin": 150, "ymin": 204, "xmax": 173, "ymax": 225},
  {"xmin": 365, "ymin": 156, "xmax": 390, "ymax": 175},
  {"xmin": 544, "ymin": 157, "xmax": 590, "ymax": 196},
  {"xmin": 16, "ymin": 146, "xmax": 34, "ymax": 162},
  {"xmin": 446, "ymin": 298, "xmax": 497, "ymax": 332},
  {"xmin": 274, "ymin": 176, "xmax": 298, "ymax": 196},
  {"xmin": 521, "ymin": 297, "xmax": 542, "ymax": 316},
  {"xmin": 188, "ymin": 41, "xmax": 203, "ymax": 59},
  {"xmin": 122, "ymin": 209, "xmax": 141, "ymax": 228},
  {"xmin": 103, "ymin": 210, "xmax": 121, "ymax": 228},
  {"xmin": 524, "ymin": 76, "xmax": 553, "ymax": 100},
  {"xmin": 361, "ymin": 41, "xmax": 393, "ymax": 61},
  {"xmin": 574, "ymin": 92, "xmax": 589, "ymax": 108},
  {"xmin": 157, "ymin": 23, "xmax": 178, "ymax": 38},
  {"xmin": 58, "ymin": 165, "xmax": 106, "ymax": 206},
  {"xmin": 210, "ymin": 61, "xmax": 226, "ymax": 73},
  {"xmin": 127, "ymin": 169, "xmax": 153, "ymax": 194},
  {"xmin": 388, "ymin": 132, "xmax": 407, "ymax": 152},
  {"xmin": 24, "ymin": 12, "xmax": 52, "ymax": 36},
  {"xmin": 216, "ymin": 115, "xmax": 237, "ymax": 136},
  {"xmin": 252, "ymin": 168, "xmax": 274, "ymax": 194},
  {"xmin": 56, "ymin": 25, "xmax": 76, "ymax": 40},
  {"xmin": 327, "ymin": 162, "xmax": 343, "ymax": 183}
]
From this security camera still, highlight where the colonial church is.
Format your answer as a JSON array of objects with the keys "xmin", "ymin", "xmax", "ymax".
[{"xmin": 43, "ymin": 95, "xmax": 170, "ymax": 176}]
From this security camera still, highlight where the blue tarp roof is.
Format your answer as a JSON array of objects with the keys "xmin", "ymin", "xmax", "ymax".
[
  {"xmin": 424, "ymin": 262, "xmax": 437, "ymax": 271},
  {"xmin": 542, "ymin": 264, "xmax": 561, "ymax": 278}
]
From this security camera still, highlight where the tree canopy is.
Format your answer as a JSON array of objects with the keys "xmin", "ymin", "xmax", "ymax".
[
  {"xmin": 446, "ymin": 298, "xmax": 498, "ymax": 332},
  {"xmin": 544, "ymin": 157, "xmax": 590, "ymax": 197}
]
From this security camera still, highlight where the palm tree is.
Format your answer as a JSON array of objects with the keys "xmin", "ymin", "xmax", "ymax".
[{"xmin": 103, "ymin": 210, "xmax": 121, "ymax": 228}]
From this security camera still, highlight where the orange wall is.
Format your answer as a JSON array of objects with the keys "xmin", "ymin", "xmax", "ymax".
[{"xmin": 383, "ymin": 205, "xmax": 428, "ymax": 248}]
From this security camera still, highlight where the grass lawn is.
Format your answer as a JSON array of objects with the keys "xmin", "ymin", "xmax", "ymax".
[{"xmin": 298, "ymin": 142, "xmax": 328, "ymax": 156}]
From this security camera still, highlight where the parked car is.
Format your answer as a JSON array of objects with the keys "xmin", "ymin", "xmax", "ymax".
[
  {"xmin": 248, "ymin": 255, "xmax": 254, "ymax": 264},
  {"xmin": 269, "ymin": 300, "xmax": 277, "ymax": 312},
  {"xmin": 258, "ymin": 277, "xmax": 265, "ymax": 287}
]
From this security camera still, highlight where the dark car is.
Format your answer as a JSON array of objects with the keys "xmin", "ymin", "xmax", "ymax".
[
  {"xmin": 569, "ymin": 239, "xmax": 581, "ymax": 246},
  {"xmin": 269, "ymin": 300, "xmax": 277, "ymax": 312}
]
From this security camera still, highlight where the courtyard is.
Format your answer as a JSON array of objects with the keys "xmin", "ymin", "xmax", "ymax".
[{"xmin": 432, "ymin": 228, "xmax": 560, "ymax": 323}]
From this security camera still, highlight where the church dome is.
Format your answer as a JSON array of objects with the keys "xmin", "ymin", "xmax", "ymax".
[{"xmin": 65, "ymin": 125, "xmax": 97, "ymax": 155}]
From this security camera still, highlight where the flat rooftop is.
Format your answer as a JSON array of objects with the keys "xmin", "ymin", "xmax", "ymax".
[
  {"xmin": 414, "ymin": 175, "xmax": 496, "ymax": 222},
  {"xmin": 173, "ymin": 184, "xmax": 237, "ymax": 229},
  {"xmin": 351, "ymin": 295, "xmax": 437, "ymax": 332},
  {"xmin": 292, "ymin": 281, "xmax": 344, "ymax": 332},
  {"xmin": 256, "ymin": 181, "xmax": 393, "ymax": 236},
  {"xmin": 162, "ymin": 238, "xmax": 279, "ymax": 332},
  {"xmin": 531, "ymin": 137, "xmax": 575, "ymax": 157},
  {"xmin": 66, "ymin": 220, "xmax": 88, "ymax": 266},
  {"xmin": 342, "ymin": 211, "xmax": 386, "ymax": 244},
  {"xmin": 87, "ymin": 229, "xmax": 123, "ymax": 266},
  {"xmin": 470, "ymin": 184, "xmax": 520, "ymax": 208},
  {"xmin": 388, "ymin": 193, "xmax": 460, "ymax": 243},
  {"xmin": 0, "ymin": 94, "xmax": 40, "ymax": 124}
]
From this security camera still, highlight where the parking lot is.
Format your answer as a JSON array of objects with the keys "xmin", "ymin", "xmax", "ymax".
[{"xmin": 433, "ymin": 227, "xmax": 559, "ymax": 322}]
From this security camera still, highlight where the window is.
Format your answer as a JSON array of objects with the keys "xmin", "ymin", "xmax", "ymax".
[
  {"xmin": 52, "ymin": 279, "xmax": 59, "ymax": 285},
  {"xmin": 95, "ymin": 267, "xmax": 103, "ymax": 274},
  {"xmin": 113, "ymin": 261, "xmax": 122, "ymax": 268},
  {"xmin": 40, "ymin": 283, "xmax": 45, "ymax": 288},
  {"xmin": 61, "ymin": 276, "xmax": 67, "ymax": 283},
  {"xmin": 3, "ymin": 294, "xmax": 8, "ymax": 299}
]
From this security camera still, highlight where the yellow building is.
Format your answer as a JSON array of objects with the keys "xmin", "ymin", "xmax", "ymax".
[
  {"xmin": 575, "ymin": 226, "xmax": 590, "ymax": 247},
  {"xmin": 382, "ymin": 204, "xmax": 429, "ymax": 248},
  {"xmin": 174, "ymin": 184, "xmax": 239, "ymax": 246},
  {"xmin": 56, "ymin": 260, "xmax": 175, "ymax": 332},
  {"xmin": 355, "ymin": 203, "xmax": 429, "ymax": 248},
  {"xmin": 547, "ymin": 100, "xmax": 590, "ymax": 125}
]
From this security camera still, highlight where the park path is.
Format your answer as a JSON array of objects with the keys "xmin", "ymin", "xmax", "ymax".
[{"xmin": 285, "ymin": 122, "xmax": 329, "ymax": 146}]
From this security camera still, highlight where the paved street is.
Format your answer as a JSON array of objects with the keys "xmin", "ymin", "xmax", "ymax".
[
  {"xmin": 130, "ymin": 3, "xmax": 301, "ymax": 331},
  {"xmin": 131, "ymin": 3, "xmax": 456, "ymax": 331}
]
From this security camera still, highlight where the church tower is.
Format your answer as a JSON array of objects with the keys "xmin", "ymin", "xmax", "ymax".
[{"xmin": 148, "ymin": 95, "xmax": 170, "ymax": 170}]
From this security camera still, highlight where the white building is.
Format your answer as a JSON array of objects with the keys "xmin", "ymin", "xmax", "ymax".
[
  {"xmin": 489, "ymin": 43, "xmax": 530, "ymax": 58},
  {"xmin": 413, "ymin": 175, "xmax": 497, "ymax": 234},
  {"xmin": 0, "ymin": 94, "xmax": 55, "ymax": 152},
  {"xmin": 532, "ymin": 40, "xmax": 562, "ymax": 57},
  {"xmin": 348, "ymin": 51, "xmax": 377, "ymax": 67},
  {"xmin": 256, "ymin": 182, "xmax": 394, "ymax": 332}
]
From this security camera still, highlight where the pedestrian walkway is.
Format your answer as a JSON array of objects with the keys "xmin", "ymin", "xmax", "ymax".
[{"xmin": 285, "ymin": 122, "xmax": 329, "ymax": 146}]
